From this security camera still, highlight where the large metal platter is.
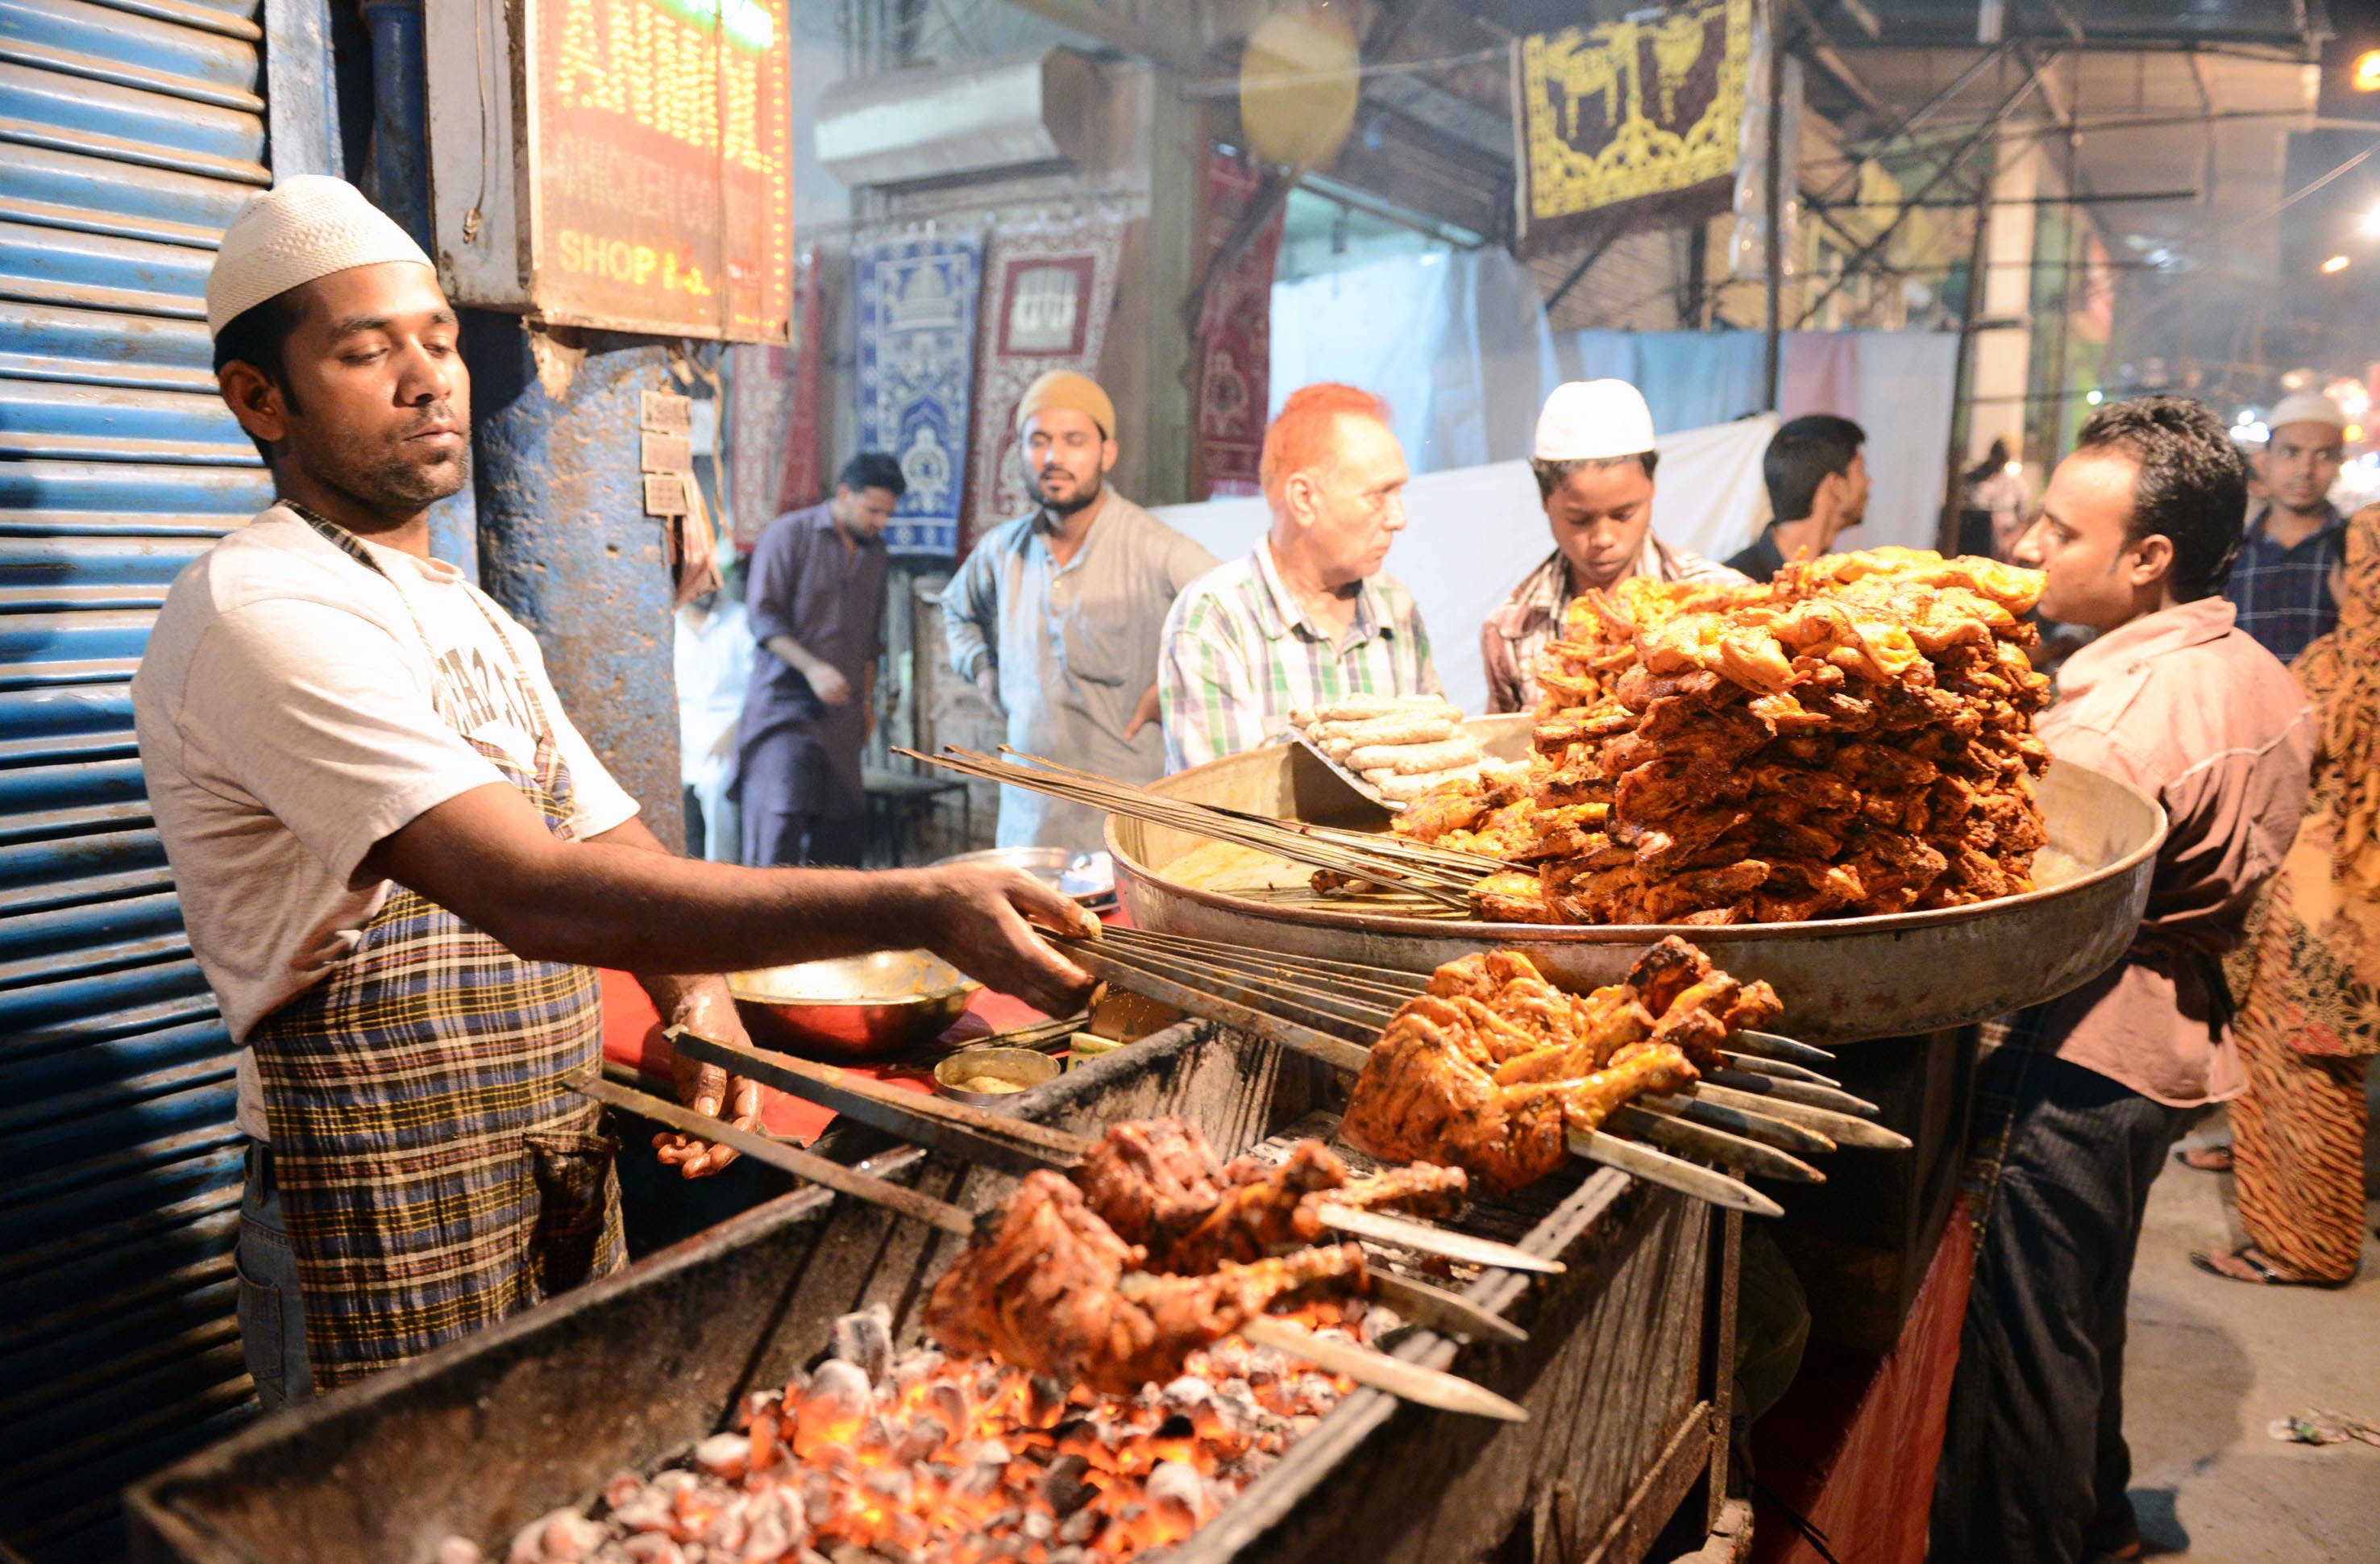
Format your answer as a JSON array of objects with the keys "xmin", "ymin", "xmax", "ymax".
[{"xmin": 1107, "ymin": 715, "xmax": 2166, "ymax": 1045}]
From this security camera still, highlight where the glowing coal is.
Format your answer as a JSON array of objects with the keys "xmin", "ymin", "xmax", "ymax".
[{"xmin": 459, "ymin": 1301, "xmax": 1380, "ymax": 1564}]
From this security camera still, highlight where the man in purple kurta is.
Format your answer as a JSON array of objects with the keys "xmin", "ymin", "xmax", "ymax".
[{"xmin": 734, "ymin": 452, "xmax": 903, "ymax": 866}]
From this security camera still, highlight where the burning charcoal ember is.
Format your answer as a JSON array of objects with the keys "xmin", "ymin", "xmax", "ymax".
[
  {"xmin": 1159, "ymin": 1375, "xmax": 1215, "ymax": 1412},
  {"xmin": 1058, "ymin": 1507, "xmax": 1103, "ymax": 1546},
  {"xmin": 700, "ymin": 1504, "xmax": 747, "ymax": 1557},
  {"xmin": 1144, "ymin": 1461, "xmax": 1202, "ymax": 1512},
  {"xmin": 923, "ymin": 1381, "xmax": 970, "ymax": 1436},
  {"xmin": 618, "ymin": 1537, "xmax": 683, "ymax": 1564},
  {"xmin": 509, "ymin": 1508, "xmax": 607, "ymax": 1564},
  {"xmin": 830, "ymin": 1305, "xmax": 896, "ymax": 1388},
  {"xmin": 1021, "ymin": 1510, "xmax": 1057, "ymax": 1543},
  {"xmin": 889, "ymin": 1350, "xmax": 944, "ymax": 1397},
  {"xmin": 1040, "ymin": 1453, "xmax": 1098, "ymax": 1516},
  {"xmin": 692, "ymin": 1433, "xmax": 750, "ymax": 1482},
  {"xmin": 893, "ymin": 1413, "xmax": 948, "ymax": 1466}
]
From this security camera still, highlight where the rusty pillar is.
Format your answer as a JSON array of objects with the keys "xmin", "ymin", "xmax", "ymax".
[{"xmin": 467, "ymin": 321, "xmax": 686, "ymax": 850}]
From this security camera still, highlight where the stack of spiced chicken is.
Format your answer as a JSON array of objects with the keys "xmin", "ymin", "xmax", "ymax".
[{"xmin": 1400, "ymin": 547, "xmax": 2051, "ymax": 926}]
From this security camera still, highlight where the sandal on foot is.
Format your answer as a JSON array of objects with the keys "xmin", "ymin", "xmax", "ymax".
[
  {"xmin": 2174, "ymin": 1144, "xmax": 2233, "ymax": 1173},
  {"xmin": 2189, "ymin": 1245, "xmax": 2353, "ymax": 1289}
]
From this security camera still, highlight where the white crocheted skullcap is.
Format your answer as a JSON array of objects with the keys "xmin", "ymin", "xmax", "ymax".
[
  {"xmin": 206, "ymin": 175, "xmax": 437, "ymax": 337},
  {"xmin": 1535, "ymin": 380, "xmax": 1657, "ymax": 462}
]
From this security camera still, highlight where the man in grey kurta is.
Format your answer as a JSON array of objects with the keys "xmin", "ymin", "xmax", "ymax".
[{"xmin": 941, "ymin": 372, "xmax": 1217, "ymax": 851}]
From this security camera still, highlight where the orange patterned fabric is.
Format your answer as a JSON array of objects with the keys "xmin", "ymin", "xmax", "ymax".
[{"xmin": 2230, "ymin": 1018, "xmax": 2367, "ymax": 1282}]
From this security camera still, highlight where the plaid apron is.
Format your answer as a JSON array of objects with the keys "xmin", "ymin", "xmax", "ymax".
[{"xmin": 247, "ymin": 507, "xmax": 622, "ymax": 1391}]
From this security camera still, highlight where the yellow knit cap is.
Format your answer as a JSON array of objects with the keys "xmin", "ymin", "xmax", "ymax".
[{"xmin": 1014, "ymin": 369, "xmax": 1116, "ymax": 439}]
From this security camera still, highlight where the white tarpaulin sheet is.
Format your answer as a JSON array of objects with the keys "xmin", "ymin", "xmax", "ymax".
[{"xmin": 1149, "ymin": 414, "xmax": 1777, "ymax": 718}]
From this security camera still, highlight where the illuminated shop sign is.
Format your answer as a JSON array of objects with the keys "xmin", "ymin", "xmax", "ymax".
[{"xmin": 428, "ymin": 0, "xmax": 792, "ymax": 343}]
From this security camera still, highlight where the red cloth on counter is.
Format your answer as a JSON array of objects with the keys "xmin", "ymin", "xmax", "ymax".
[{"xmin": 1750, "ymin": 1201, "xmax": 1975, "ymax": 1564}]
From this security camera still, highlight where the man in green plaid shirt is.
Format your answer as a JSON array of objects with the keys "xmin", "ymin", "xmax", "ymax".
[{"xmin": 1159, "ymin": 384, "xmax": 1441, "ymax": 771}]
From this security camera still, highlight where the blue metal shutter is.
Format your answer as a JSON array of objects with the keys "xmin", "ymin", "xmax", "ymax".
[{"xmin": 0, "ymin": 0, "xmax": 275, "ymax": 1556}]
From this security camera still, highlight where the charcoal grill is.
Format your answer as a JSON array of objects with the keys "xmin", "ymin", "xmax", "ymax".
[{"xmin": 127, "ymin": 1019, "xmax": 1737, "ymax": 1564}]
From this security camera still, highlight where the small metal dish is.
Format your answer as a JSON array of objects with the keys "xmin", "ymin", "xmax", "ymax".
[
  {"xmin": 728, "ymin": 950, "xmax": 980, "ymax": 1063},
  {"xmin": 932, "ymin": 1046, "xmax": 1061, "ymax": 1104},
  {"xmin": 930, "ymin": 845, "xmax": 1117, "ymax": 907}
]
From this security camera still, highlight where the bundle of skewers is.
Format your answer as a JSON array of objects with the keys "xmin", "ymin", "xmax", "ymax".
[
  {"xmin": 1033, "ymin": 928, "xmax": 1905, "ymax": 1219},
  {"xmin": 896, "ymin": 745, "xmax": 1504, "ymax": 912}
]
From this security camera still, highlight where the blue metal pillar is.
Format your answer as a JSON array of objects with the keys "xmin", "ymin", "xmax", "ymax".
[
  {"xmin": 467, "ymin": 323, "xmax": 687, "ymax": 849},
  {"xmin": 359, "ymin": 0, "xmax": 480, "ymax": 581}
]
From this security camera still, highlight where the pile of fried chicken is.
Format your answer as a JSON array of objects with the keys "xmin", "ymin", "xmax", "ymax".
[
  {"xmin": 1398, "ymin": 547, "xmax": 2051, "ymax": 926},
  {"xmin": 924, "ymin": 1118, "xmax": 1464, "ymax": 1393},
  {"xmin": 1340, "ymin": 938, "xmax": 1780, "ymax": 1194}
]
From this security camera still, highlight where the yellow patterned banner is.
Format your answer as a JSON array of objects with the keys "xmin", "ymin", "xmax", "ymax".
[{"xmin": 1517, "ymin": 0, "xmax": 1751, "ymax": 247}]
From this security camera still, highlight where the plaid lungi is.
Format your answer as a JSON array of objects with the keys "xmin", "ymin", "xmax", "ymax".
[{"xmin": 247, "ymin": 509, "xmax": 621, "ymax": 1391}]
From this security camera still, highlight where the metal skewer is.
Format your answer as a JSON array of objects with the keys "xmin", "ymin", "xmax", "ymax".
[
  {"xmin": 582, "ymin": 1076, "xmax": 1525, "ymax": 1420},
  {"xmin": 1715, "ymin": 1050, "xmax": 1846, "ymax": 1089},
  {"xmin": 667, "ymin": 1029, "xmax": 1561, "ymax": 1278},
  {"xmin": 1099, "ymin": 926, "xmax": 1843, "ymax": 1073},
  {"xmin": 1686, "ymin": 1084, "xmax": 1913, "ymax": 1150},
  {"xmin": 1606, "ymin": 1105, "xmax": 1824, "ymax": 1185},
  {"xmin": 904, "ymin": 747, "xmax": 1486, "ymax": 905},
  {"xmin": 1566, "ymin": 1130, "xmax": 1784, "ymax": 1219},
  {"xmin": 1701, "ymin": 1067, "xmax": 1879, "ymax": 1118},
  {"xmin": 1634, "ymin": 1093, "xmax": 1837, "ymax": 1158}
]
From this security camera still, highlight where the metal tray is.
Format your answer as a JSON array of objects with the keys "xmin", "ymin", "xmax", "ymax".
[
  {"xmin": 929, "ymin": 842, "xmax": 1117, "ymax": 907},
  {"xmin": 1107, "ymin": 715, "xmax": 2166, "ymax": 1045}
]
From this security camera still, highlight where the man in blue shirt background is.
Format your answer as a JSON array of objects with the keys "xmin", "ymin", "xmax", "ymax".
[{"xmin": 2226, "ymin": 391, "xmax": 2349, "ymax": 662}]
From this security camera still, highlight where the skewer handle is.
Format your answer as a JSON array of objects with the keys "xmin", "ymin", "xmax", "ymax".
[
  {"xmin": 1729, "ymin": 1029, "xmax": 1840, "ymax": 1067},
  {"xmin": 1311, "ymin": 1201, "xmax": 1565, "ymax": 1276},
  {"xmin": 576, "ymin": 1075, "xmax": 978, "ymax": 1237},
  {"xmin": 1607, "ymin": 1104, "xmax": 1825, "ymax": 1186},
  {"xmin": 1704, "ymin": 1067, "xmax": 1880, "ymax": 1119},
  {"xmin": 1689, "ymin": 1083, "xmax": 1913, "ymax": 1150},
  {"xmin": 1235, "ymin": 1317, "xmax": 1527, "ymax": 1423},
  {"xmin": 1567, "ymin": 1129, "xmax": 1785, "ymax": 1219},
  {"xmin": 1360, "ymin": 1271, "xmax": 1529, "ymax": 1344}
]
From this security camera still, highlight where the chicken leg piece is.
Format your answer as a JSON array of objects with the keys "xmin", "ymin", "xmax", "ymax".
[
  {"xmin": 1074, "ymin": 1117, "xmax": 1468, "ymax": 1274},
  {"xmin": 922, "ymin": 1171, "xmax": 1368, "ymax": 1395}
]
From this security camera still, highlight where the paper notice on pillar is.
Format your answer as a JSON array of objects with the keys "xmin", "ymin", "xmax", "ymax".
[
  {"xmin": 960, "ymin": 208, "xmax": 1128, "ymax": 556},
  {"xmin": 1514, "ymin": 0, "xmax": 1751, "ymax": 256},
  {"xmin": 1195, "ymin": 158, "xmax": 1286, "ymax": 499},
  {"xmin": 854, "ymin": 231, "xmax": 983, "ymax": 558}
]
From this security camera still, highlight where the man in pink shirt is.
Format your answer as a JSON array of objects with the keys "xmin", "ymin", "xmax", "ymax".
[{"xmin": 1930, "ymin": 398, "xmax": 2312, "ymax": 1564}]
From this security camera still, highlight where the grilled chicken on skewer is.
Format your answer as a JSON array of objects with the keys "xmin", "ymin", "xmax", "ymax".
[
  {"xmin": 665, "ymin": 1027, "xmax": 1560, "ymax": 1275},
  {"xmin": 584, "ymin": 1079, "xmax": 1524, "ymax": 1416}
]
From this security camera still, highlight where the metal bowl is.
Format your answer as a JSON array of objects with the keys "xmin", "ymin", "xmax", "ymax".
[
  {"xmin": 930, "ymin": 844, "xmax": 1117, "ymax": 906},
  {"xmin": 933, "ymin": 1046, "xmax": 1062, "ymax": 1104},
  {"xmin": 727, "ymin": 950, "xmax": 981, "ymax": 1063},
  {"xmin": 1107, "ymin": 714, "xmax": 2168, "ymax": 1046}
]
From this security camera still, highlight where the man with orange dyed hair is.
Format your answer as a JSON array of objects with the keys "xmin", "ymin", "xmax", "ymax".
[{"xmin": 1158, "ymin": 385, "xmax": 1442, "ymax": 770}]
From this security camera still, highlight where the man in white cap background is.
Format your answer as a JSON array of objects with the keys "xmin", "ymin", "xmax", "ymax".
[
  {"xmin": 941, "ymin": 369, "xmax": 1217, "ymax": 851},
  {"xmin": 132, "ymin": 177, "xmax": 1094, "ymax": 1401},
  {"xmin": 1482, "ymin": 380, "xmax": 1747, "ymax": 713},
  {"xmin": 2224, "ymin": 390, "xmax": 2351, "ymax": 662}
]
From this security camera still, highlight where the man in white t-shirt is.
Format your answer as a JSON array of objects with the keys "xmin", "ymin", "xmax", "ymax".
[{"xmin": 132, "ymin": 178, "xmax": 1094, "ymax": 1402}]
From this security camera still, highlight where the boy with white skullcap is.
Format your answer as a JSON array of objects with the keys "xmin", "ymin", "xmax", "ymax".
[
  {"xmin": 133, "ymin": 178, "xmax": 1094, "ymax": 1403},
  {"xmin": 1480, "ymin": 380, "xmax": 1747, "ymax": 713}
]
